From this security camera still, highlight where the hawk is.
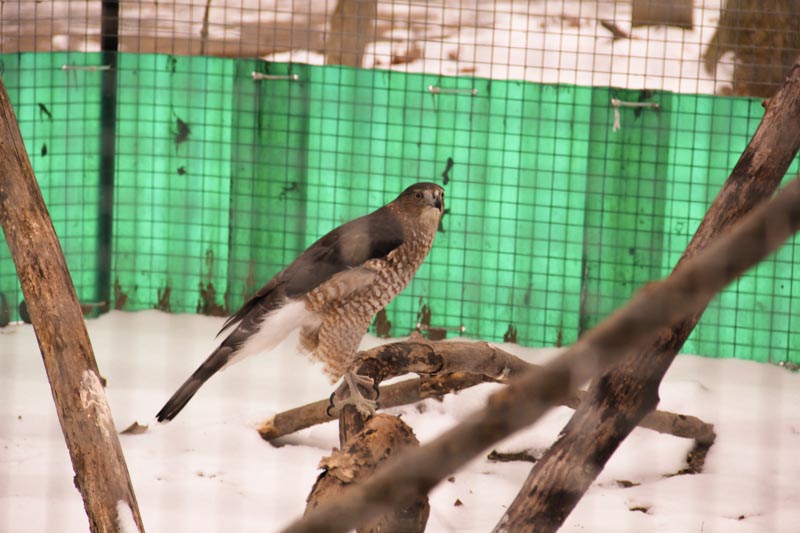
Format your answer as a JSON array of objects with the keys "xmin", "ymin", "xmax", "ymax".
[{"xmin": 156, "ymin": 182, "xmax": 444, "ymax": 421}]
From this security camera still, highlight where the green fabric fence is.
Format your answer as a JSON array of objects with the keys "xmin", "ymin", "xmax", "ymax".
[{"xmin": 1, "ymin": 52, "xmax": 798, "ymax": 364}]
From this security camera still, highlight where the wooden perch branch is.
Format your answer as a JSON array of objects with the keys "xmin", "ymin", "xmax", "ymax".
[
  {"xmin": 259, "ymin": 372, "xmax": 486, "ymax": 441},
  {"xmin": 258, "ymin": 342, "xmax": 715, "ymax": 456},
  {"xmin": 279, "ymin": 171, "xmax": 800, "ymax": 533},
  {"xmin": 258, "ymin": 341, "xmax": 514, "ymax": 441},
  {"xmin": 495, "ymin": 63, "xmax": 800, "ymax": 532},
  {"xmin": 0, "ymin": 77, "xmax": 144, "ymax": 532}
]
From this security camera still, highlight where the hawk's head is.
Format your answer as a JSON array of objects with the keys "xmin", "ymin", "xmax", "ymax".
[
  {"xmin": 397, "ymin": 181, "xmax": 444, "ymax": 215},
  {"xmin": 386, "ymin": 182, "xmax": 445, "ymax": 237}
]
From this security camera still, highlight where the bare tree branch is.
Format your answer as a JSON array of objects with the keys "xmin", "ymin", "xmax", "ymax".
[
  {"xmin": 279, "ymin": 172, "xmax": 800, "ymax": 533},
  {"xmin": 495, "ymin": 63, "xmax": 800, "ymax": 531},
  {"xmin": 259, "ymin": 372, "xmax": 487, "ymax": 441},
  {"xmin": 259, "ymin": 341, "xmax": 517, "ymax": 442},
  {"xmin": 325, "ymin": 0, "xmax": 377, "ymax": 67},
  {"xmin": 259, "ymin": 344, "xmax": 714, "ymax": 451}
]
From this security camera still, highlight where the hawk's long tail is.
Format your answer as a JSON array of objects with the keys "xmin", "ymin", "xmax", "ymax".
[{"xmin": 155, "ymin": 344, "xmax": 235, "ymax": 422}]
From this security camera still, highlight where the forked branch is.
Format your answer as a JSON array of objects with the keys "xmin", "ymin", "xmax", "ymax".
[{"xmin": 258, "ymin": 342, "xmax": 715, "ymax": 460}]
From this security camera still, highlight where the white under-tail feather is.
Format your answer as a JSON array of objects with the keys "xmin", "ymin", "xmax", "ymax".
[{"xmin": 221, "ymin": 299, "xmax": 313, "ymax": 369}]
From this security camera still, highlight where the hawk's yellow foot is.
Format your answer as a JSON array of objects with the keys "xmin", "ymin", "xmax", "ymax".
[{"xmin": 329, "ymin": 372, "xmax": 380, "ymax": 417}]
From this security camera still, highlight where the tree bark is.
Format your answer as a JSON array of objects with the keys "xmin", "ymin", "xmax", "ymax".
[
  {"xmin": 307, "ymin": 415, "xmax": 430, "ymax": 533},
  {"xmin": 325, "ymin": 0, "xmax": 377, "ymax": 68},
  {"xmin": 632, "ymin": 0, "xmax": 693, "ymax": 29},
  {"xmin": 0, "ymin": 76, "xmax": 144, "ymax": 532},
  {"xmin": 494, "ymin": 64, "xmax": 800, "ymax": 532},
  {"xmin": 279, "ymin": 169, "xmax": 800, "ymax": 533},
  {"xmin": 703, "ymin": 0, "xmax": 800, "ymax": 97}
]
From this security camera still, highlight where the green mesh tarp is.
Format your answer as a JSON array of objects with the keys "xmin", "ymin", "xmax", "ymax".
[{"xmin": 1, "ymin": 52, "xmax": 799, "ymax": 364}]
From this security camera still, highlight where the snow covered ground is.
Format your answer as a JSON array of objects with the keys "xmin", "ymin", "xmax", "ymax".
[
  {"xmin": 2, "ymin": 310, "xmax": 800, "ymax": 532},
  {"xmin": 268, "ymin": 0, "xmax": 732, "ymax": 95}
]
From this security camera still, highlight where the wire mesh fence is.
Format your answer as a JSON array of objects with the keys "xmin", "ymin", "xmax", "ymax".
[
  {"xmin": 2, "ymin": 1, "xmax": 800, "ymax": 531},
  {"xmin": 1, "ymin": 0, "xmax": 799, "ymax": 360}
]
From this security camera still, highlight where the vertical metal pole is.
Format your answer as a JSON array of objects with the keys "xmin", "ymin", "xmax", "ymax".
[{"xmin": 98, "ymin": 0, "xmax": 119, "ymax": 312}]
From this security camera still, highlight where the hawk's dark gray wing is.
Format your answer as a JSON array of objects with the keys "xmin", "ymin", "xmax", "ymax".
[
  {"xmin": 220, "ymin": 205, "xmax": 405, "ymax": 334},
  {"xmin": 156, "ymin": 184, "xmax": 447, "ymax": 423}
]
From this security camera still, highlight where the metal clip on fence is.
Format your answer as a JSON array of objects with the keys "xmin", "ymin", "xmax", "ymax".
[
  {"xmin": 428, "ymin": 85, "xmax": 478, "ymax": 96},
  {"xmin": 61, "ymin": 65, "xmax": 112, "ymax": 71},
  {"xmin": 252, "ymin": 72, "xmax": 299, "ymax": 81},
  {"xmin": 610, "ymin": 98, "xmax": 660, "ymax": 132}
]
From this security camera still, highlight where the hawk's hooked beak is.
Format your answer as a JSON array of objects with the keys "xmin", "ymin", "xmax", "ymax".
[{"xmin": 433, "ymin": 195, "xmax": 443, "ymax": 211}]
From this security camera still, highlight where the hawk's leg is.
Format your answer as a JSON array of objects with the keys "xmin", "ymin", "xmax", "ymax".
[{"xmin": 330, "ymin": 372, "xmax": 379, "ymax": 417}]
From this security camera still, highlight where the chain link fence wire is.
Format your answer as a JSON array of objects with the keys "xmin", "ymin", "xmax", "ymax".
[
  {"xmin": 2, "ymin": 2, "xmax": 800, "ymax": 532},
  {"xmin": 1, "ymin": 1, "xmax": 799, "ymax": 357}
]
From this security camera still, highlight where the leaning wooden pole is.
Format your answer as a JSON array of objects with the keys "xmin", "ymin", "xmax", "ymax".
[
  {"xmin": 0, "ymin": 76, "xmax": 144, "ymax": 532},
  {"xmin": 494, "ymin": 63, "xmax": 800, "ymax": 531}
]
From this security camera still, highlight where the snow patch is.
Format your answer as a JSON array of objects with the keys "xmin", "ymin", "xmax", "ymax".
[
  {"xmin": 3, "ymin": 310, "xmax": 800, "ymax": 532},
  {"xmin": 115, "ymin": 500, "xmax": 140, "ymax": 533},
  {"xmin": 79, "ymin": 369, "xmax": 114, "ymax": 440}
]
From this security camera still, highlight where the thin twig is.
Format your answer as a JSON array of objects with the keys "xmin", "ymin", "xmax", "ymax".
[
  {"xmin": 487, "ymin": 449, "xmax": 540, "ymax": 463},
  {"xmin": 599, "ymin": 19, "xmax": 630, "ymax": 40},
  {"xmin": 200, "ymin": 0, "xmax": 212, "ymax": 55}
]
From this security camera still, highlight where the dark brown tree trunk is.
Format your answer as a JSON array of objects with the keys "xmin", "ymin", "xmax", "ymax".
[
  {"xmin": 325, "ymin": 0, "xmax": 377, "ymax": 68},
  {"xmin": 632, "ymin": 0, "xmax": 693, "ymax": 29},
  {"xmin": 704, "ymin": 0, "xmax": 800, "ymax": 97},
  {"xmin": 0, "ymin": 76, "xmax": 145, "ymax": 532},
  {"xmin": 494, "ymin": 65, "xmax": 800, "ymax": 532}
]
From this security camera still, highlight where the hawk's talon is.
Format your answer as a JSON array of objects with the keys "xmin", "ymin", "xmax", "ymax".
[
  {"xmin": 343, "ymin": 395, "xmax": 379, "ymax": 417},
  {"xmin": 331, "ymin": 372, "xmax": 380, "ymax": 417},
  {"xmin": 326, "ymin": 392, "xmax": 337, "ymax": 417},
  {"xmin": 346, "ymin": 372, "xmax": 376, "ymax": 391}
]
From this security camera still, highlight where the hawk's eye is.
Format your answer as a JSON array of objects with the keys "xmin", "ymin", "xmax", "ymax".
[{"xmin": 413, "ymin": 191, "xmax": 423, "ymax": 200}]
